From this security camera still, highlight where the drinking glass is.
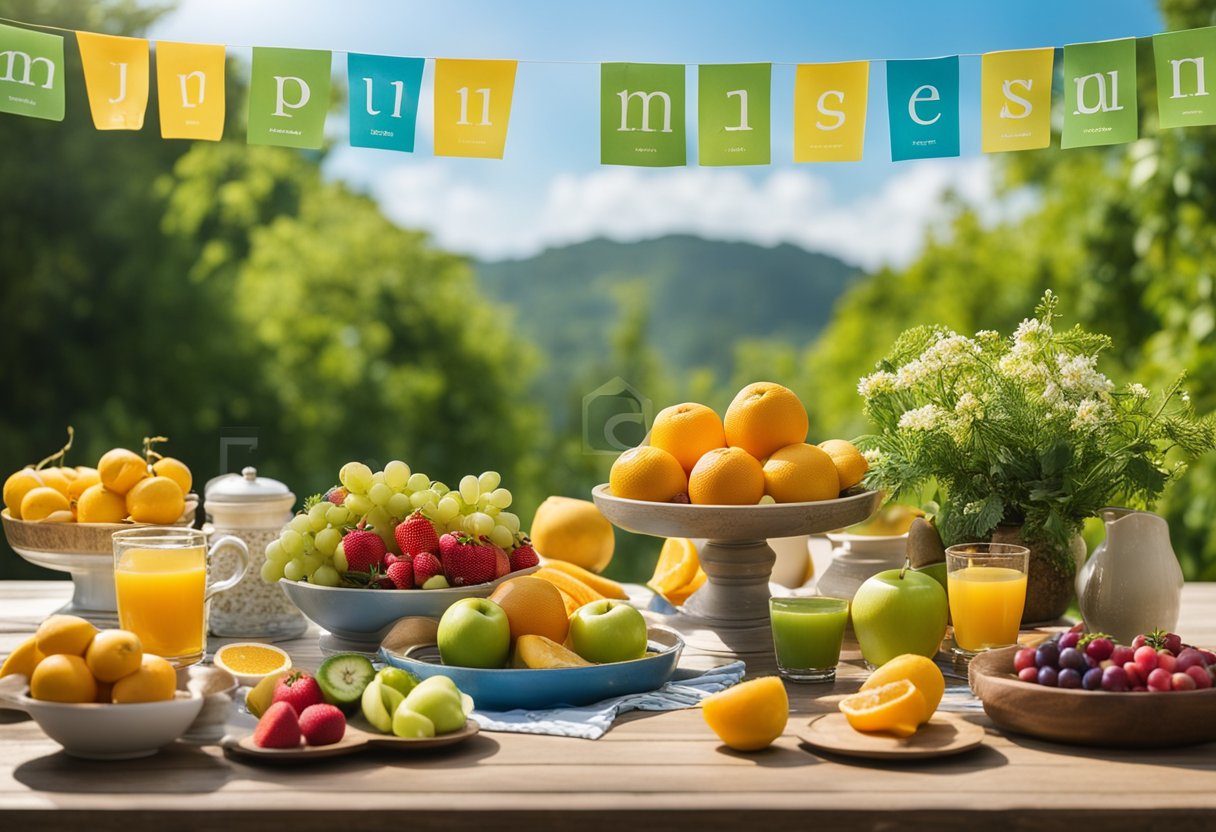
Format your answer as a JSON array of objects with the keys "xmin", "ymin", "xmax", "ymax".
[
  {"xmin": 769, "ymin": 596, "xmax": 849, "ymax": 682},
  {"xmin": 946, "ymin": 542, "xmax": 1030, "ymax": 659},
  {"xmin": 112, "ymin": 527, "xmax": 249, "ymax": 667}
]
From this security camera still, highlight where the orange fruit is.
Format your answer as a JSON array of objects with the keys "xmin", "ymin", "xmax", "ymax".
[
  {"xmin": 609, "ymin": 446, "xmax": 687, "ymax": 503},
  {"xmin": 860, "ymin": 654, "xmax": 944, "ymax": 725},
  {"xmin": 76, "ymin": 483, "xmax": 128, "ymax": 523},
  {"xmin": 649, "ymin": 538, "xmax": 700, "ymax": 597},
  {"xmin": 665, "ymin": 567, "xmax": 707, "ymax": 606},
  {"xmin": 650, "ymin": 403, "xmax": 726, "ymax": 473},
  {"xmin": 489, "ymin": 576, "xmax": 570, "ymax": 645},
  {"xmin": 688, "ymin": 447, "xmax": 765, "ymax": 505},
  {"xmin": 838, "ymin": 679, "xmax": 926, "ymax": 737},
  {"xmin": 20, "ymin": 486, "xmax": 72, "ymax": 522},
  {"xmin": 701, "ymin": 676, "xmax": 788, "ymax": 751},
  {"xmin": 85, "ymin": 629, "xmax": 144, "ymax": 683},
  {"xmin": 35, "ymin": 467, "xmax": 72, "ymax": 497},
  {"xmin": 111, "ymin": 654, "xmax": 176, "ymax": 703},
  {"xmin": 125, "ymin": 476, "xmax": 185, "ymax": 524},
  {"xmin": 67, "ymin": 467, "xmax": 101, "ymax": 500},
  {"xmin": 30, "ymin": 654, "xmax": 97, "ymax": 703},
  {"xmin": 35, "ymin": 614, "xmax": 98, "ymax": 656},
  {"xmin": 530, "ymin": 496, "xmax": 616, "ymax": 573},
  {"xmin": 724, "ymin": 382, "xmax": 809, "ymax": 461},
  {"xmin": 3, "ymin": 469, "xmax": 45, "ymax": 518},
  {"xmin": 819, "ymin": 439, "xmax": 869, "ymax": 490},
  {"xmin": 98, "ymin": 448, "xmax": 149, "ymax": 496},
  {"xmin": 761, "ymin": 443, "xmax": 841, "ymax": 503},
  {"xmin": 152, "ymin": 457, "xmax": 192, "ymax": 495}
]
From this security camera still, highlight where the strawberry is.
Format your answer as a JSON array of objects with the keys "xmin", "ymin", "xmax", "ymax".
[
  {"xmin": 342, "ymin": 530, "xmax": 386, "ymax": 574},
  {"xmin": 413, "ymin": 551, "xmax": 442, "ymax": 585},
  {"xmin": 387, "ymin": 558, "xmax": 414, "ymax": 589},
  {"xmin": 508, "ymin": 537, "xmax": 539, "ymax": 572},
  {"xmin": 272, "ymin": 670, "xmax": 325, "ymax": 716},
  {"xmin": 254, "ymin": 701, "xmax": 301, "ymax": 749},
  {"xmin": 298, "ymin": 703, "xmax": 346, "ymax": 746},
  {"xmin": 443, "ymin": 534, "xmax": 500, "ymax": 586},
  {"xmin": 438, "ymin": 533, "xmax": 461, "ymax": 560},
  {"xmin": 395, "ymin": 511, "xmax": 440, "ymax": 557},
  {"xmin": 324, "ymin": 487, "xmax": 347, "ymax": 506},
  {"xmin": 385, "ymin": 552, "xmax": 400, "ymax": 567},
  {"xmin": 494, "ymin": 547, "xmax": 510, "ymax": 579}
]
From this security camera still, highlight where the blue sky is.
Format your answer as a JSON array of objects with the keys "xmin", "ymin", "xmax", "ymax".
[{"xmin": 145, "ymin": 0, "xmax": 1164, "ymax": 266}]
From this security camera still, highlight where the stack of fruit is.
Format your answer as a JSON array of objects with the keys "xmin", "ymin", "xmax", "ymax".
[
  {"xmin": 262, "ymin": 460, "xmax": 537, "ymax": 589},
  {"xmin": 608, "ymin": 382, "xmax": 868, "ymax": 505},
  {"xmin": 1015, "ymin": 628, "xmax": 1215, "ymax": 692},
  {"xmin": 1, "ymin": 614, "xmax": 176, "ymax": 704},
  {"xmin": 2, "ymin": 431, "xmax": 192, "ymax": 525}
]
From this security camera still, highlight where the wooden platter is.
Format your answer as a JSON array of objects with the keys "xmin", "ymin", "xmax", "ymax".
[
  {"xmin": 798, "ymin": 713, "xmax": 986, "ymax": 761},
  {"xmin": 224, "ymin": 718, "xmax": 480, "ymax": 764}
]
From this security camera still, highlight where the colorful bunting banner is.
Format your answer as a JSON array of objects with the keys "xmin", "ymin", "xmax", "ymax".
[
  {"xmin": 155, "ymin": 41, "xmax": 225, "ymax": 141},
  {"xmin": 433, "ymin": 59, "xmax": 517, "ymax": 159},
  {"xmin": 247, "ymin": 47, "xmax": 331, "ymax": 149},
  {"xmin": 1062, "ymin": 39, "xmax": 1138, "ymax": 149},
  {"xmin": 793, "ymin": 61, "xmax": 868, "ymax": 163},
  {"xmin": 347, "ymin": 53, "xmax": 424, "ymax": 153},
  {"xmin": 698, "ymin": 63, "xmax": 770, "ymax": 166},
  {"xmin": 600, "ymin": 62, "xmax": 686, "ymax": 167},
  {"xmin": 980, "ymin": 48, "xmax": 1054, "ymax": 153},
  {"xmin": 886, "ymin": 57, "xmax": 960, "ymax": 161},
  {"xmin": 76, "ymin": 31, "xmax": 148, "ymax": 130},
  {"xmin": 0, "ymin": 23, "xmax": 64, "ymax": 121},
  {"xmin": 1153, "ymin": 27, "xmax": 1216, "ymax": 129}
]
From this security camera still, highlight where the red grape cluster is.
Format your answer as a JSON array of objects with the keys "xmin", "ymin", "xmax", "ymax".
[{"xmin": 1014, "ymin": 628, "xmax": 1215, "ymax": 692}]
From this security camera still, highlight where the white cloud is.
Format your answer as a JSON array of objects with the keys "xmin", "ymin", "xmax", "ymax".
[{"xmin": 367, "ymin": 157, "xmax": 1003, "ymax": 269}]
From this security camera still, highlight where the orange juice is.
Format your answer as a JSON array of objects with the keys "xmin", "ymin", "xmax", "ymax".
[
  {"xmin": 115, "ymin": 545, "xmax": 207, "ymax": 663},
  {"xmin": 948, "ymin": 565, "xmax": 1027, "ymax": 652}
]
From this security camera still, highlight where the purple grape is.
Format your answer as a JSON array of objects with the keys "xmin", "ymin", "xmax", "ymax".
[
  {"xmin": 1082, "ymin": 667, "xmax": 1104, "ymax": 690},
  {"xmin": 1101, "ymin": 665, "xmax": 1130, "ymax": 692},
  {"xmin": 1018, "ymin": 666, "xmax": 1039, "ymax": 683},
  {"xmin": 1036, "ymin": 643, "xmax": 1060, "ymax": 669},
  {"xmin": 1059, "ymin": 632, "xmax": 1081, "ymax": 650},
  {"xmin": 1058, "ymin": 668, "xmax": 1082, "ymax": 689},
  {"xmin": 1014, "ymin": 647, "xmax": 1037, "ymax": 673},
  {"xmin": 1085, "ymin": 637, "xmax": 1114, "ymax": 662},
  {"xmin": 1084, "ymin": 654, "xmax": 1099, "ymax": 669},
  {"xmin": 1163, "ymin": 633, "xmax": 1183, "ymax": 655},
  {"xmin": 1037, "ymin": 666, "xmax": 1059, "ymax": 687},
  {"xmin": 1176, "ymin": 649, "xmax": 1206, "ymax": 672},
  {"xmin": 1059, "ymin": 647, "xmax": 1087, "ymax": 671},
  {"xmin": 1110, "ymin": 645, "xmax": 1135, "ymax": 665}
]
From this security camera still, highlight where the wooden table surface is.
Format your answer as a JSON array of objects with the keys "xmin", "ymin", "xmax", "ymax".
[{"xmin": 2, "ymin": 581, "xmax": 1215, "ymax": 832}]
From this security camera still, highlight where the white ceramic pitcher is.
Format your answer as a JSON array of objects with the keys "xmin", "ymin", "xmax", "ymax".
[{"xmin": 1076, "ymin": 508, "xmax": 1183, "ymax": 642}]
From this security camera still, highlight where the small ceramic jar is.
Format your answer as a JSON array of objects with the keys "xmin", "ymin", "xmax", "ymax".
[{"xmin": 204, "ymin": 467, "xmax": 307, "ymax": 640}]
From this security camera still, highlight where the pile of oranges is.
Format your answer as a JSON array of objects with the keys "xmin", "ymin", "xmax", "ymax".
[{"xmin": 609, "ymin": 382, "xmax": 867, "ymax": 505}]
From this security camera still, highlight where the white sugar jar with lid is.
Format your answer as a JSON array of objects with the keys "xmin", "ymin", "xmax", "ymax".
[{"xmin": 204, "ymin": 467, "xmax": 308, "ymax": 640}]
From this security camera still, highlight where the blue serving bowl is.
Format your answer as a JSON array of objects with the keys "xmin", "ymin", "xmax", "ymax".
[{"xmin": 378, "ymin": 627, "xmax": 685, "ymax": 711}]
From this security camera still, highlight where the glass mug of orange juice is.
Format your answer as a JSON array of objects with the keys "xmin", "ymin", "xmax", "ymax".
[
  {"xmin": 946, "ymin": 542, "xmax": 1029, "ymax": 659},
  {"xmin": 112, "ymin": 527, "xmax": 249, "ymax": 667}
]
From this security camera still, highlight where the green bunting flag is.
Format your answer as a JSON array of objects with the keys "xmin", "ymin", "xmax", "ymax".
[
  {"xmin": 1153, "ymin": 27, "xmax": 1216, "ymax": 129},
  {"xmin": 698, "ymin": 63, "xmax": 771, "ymax": 166},
  {"xmin": 247, "ymin": 47, "xmax": 332, "ymax": 149},
  {"xmin": 600, "ymin": 63, "xmax": 686, "ymax": 167},
  {"xmin": 0, "ymin": 23, "xmax": 64, "ymax": 121},
  {"xmin": 1062, "ymin": 39, "xmax": 1138, "ymax": 149}
]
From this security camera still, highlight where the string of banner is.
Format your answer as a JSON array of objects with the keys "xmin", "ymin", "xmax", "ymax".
[{"xmin": 2, "ymin": 20, "xmax": 1215, "ymax": 165}]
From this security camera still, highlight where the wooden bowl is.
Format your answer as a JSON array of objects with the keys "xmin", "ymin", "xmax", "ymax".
[
  {"xmin": 969, "ymin": 645, "xmax": 1216, "ymax": 748},
  {"xmin": 2, "ymin": 499, "xmax": 198, "ymax": 555}
]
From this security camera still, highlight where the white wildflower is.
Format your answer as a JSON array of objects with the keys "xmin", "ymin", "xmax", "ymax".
[
  {"xmin": 861, "ymin": 448, "xmax": 885, "ymax": 465},
  {"xmin": 1012, "ymin": 317, "xmax": 1052, "ymax": 345},
  {"xmin": 898, "ymin": 404, "xmax": 947, "ymax": 431},
  {"xmin": 1071, "ymin": 398, "xmax": 1111, "ymax": 432},
  {"xmin": 955, "ymin": 392, "xmax": 983, "ymax": 422},
  {"xmin": 998, "ymin": 352, "xmax": 1050, "ymax": 385},
  {"xmin": 1128, "ymin": 383, "xmax": 1150, "ymax": 399},
  {"xmin": 1057, "ymin": 354, "xmax": 1114, "ymax": 396},
  {"xmin": 918, "ymin": 334, "xmax": 982, "ymax": 374},
  {"xmin": 894, "ymin": 360, "xmax": 927, "ymax": 389},
  {"xmin": 857, "ymin": 371, "xmax": 896, "ymax": 398},
  {"xmin": 1182, "ymin": 390, "xmax": 1191, "ymax": 403}
]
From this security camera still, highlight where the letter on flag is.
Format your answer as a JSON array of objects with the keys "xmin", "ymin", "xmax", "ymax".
[
  {"xmin": 793, "ymin": 61, "xmax": 868, "ymax": 162},
  {"xmin": 247, "ymin": 47, "xmax": 332, "ymax": 149},
  {"xmin": 156, "ymin": 41, "xmax": 225, "ymax": 140},
  {"xmin": 981, "ymin": 48, "xmax": 1054, "ymax": 152},
  {"xmin": 1153, "ymin": 27, "xmax": 1216, "ymax": 129},
  {"xmin": 77, "ymin": 31, "xmax": 148, "ymax": 130},
  {"xmin": 600, "ymin": 63, "xmax": 686, "ymax": 166},
  {"xmin": 1062, "ymin": 39, "xmax": 1138, "ymax": 149},
  {"xmin": 433, "ymin": 59, "xmax": 518, "ymax": 159},
  {"xmin": 348, "ymin": 53, "xmax": 424, "ymax": 152},
  {"xmin": 886, "ymin": 57, "xmax": 959, "ymax": 161},
  {"xmin": 0, "ymin": 23, "xmax": 64, "ymax": 121},
  {"xmin": 699, "ymin": 63, "xmax": 770, "ymax": 166}
]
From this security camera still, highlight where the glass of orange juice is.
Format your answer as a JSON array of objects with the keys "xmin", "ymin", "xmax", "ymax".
[
  {"xmin": 112, "ymin": 527, "xmax": 249, "ymax": 667},
  {"xmin": 946, "ymin": 542, "xmax": 1029, "ymax": 659}
]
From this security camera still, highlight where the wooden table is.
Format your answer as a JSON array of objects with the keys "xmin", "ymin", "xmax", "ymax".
[{"xmin": 2, "ymin": 581, "xmax": 1214, "ymax": 831}]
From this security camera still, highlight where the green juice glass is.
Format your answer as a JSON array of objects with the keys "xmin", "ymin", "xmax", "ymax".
[{"xmin": 769, "ymin": 596, "xmax": 850, "ymax": 683}]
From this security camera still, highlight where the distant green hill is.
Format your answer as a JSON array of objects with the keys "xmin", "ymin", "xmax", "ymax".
[{"xmin": 475, "ymin": 235, "xmax": 859, "ymax": 398}]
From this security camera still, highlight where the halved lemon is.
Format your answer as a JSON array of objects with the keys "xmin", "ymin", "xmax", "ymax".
[
  {"xmin": 213, "ymin": 642, "xmax": 292, "ymax": 686},
  {"xmin": 838, "ymin": 679, "xmax": 926, "ymax": 738}
]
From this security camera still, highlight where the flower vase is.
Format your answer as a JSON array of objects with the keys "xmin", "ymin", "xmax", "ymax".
[{"xmin": 990, "ymin": 525, "xmax": 1087, "ymax": 624}]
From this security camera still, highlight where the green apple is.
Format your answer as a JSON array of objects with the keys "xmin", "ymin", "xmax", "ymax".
[
  {"xmin": 568, "ymin": 599, "xmax": 648, "ymax": 664},
  {"xmin": 378, "ymin": 666, "xmax": 419, "ymax": 697},
  {"xmin": 851, "ymin": 568, "xmax": 948, "ymax": 667},
  {"xmin": 391, "ymin": 703, "xmax": 436, "ymax": 738},
  {"xmin": 403, "ymin": 676, "xmax": 468, "ymax": 734},
  {"xmin": 360, "ymin": 678, "xmax": 405, "ymax": 733},
  {"xmin": 437, "ymin": 597, "xmax": 511, "ymax": 668},
  {"xmin": 422, "ymin": 575, "xmax": 450, "ymax": 589},
  {"xmin": 912, "ymin": 562, "xmax": 948, "ymax": 596}
]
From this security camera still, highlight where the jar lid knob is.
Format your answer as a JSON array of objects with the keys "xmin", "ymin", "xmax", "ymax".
[{"xmin": 242, "ymin": 466, "xmax": 257, "ymax": 481}]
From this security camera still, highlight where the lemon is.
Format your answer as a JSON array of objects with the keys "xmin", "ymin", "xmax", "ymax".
[
  {"xmin": 838, "ymin": 679, "xmax": 927, "ymax": 737},
  {"xmin": 98, "ymin": 448, "xmax": 149, "ymax": 496},
  {"xmin": 20, "ymin": 486, "xmax": 72, "ymax": 522},
  {"xmin": 648, "ymin": 538, "xmax": 700, "ymax": 598},
  {"xmin": 761, "ymin": 442, "xmax": 840, "ymax": 503},
  {"xmin": 76, "ymin": 483, "xmax": 128, "ymax": 523},
  {"xmin": 859, "ymin": 653, "xmax": 944, "ymax": 724},
  {"xmin": 530, "ymin": 496, "xmax": 616, "ymax": 573},
  {"xmin": 3, "ymin": 469, "xmax": 44, "ymax": 518},
  {"xmin": 67, "ymin": 467, "xmax": 101, "ymax": 501},
  {"xmin": 152, "ymin": 457, "xmax": 193, "ymax": 495},
  {"xmin": 35, "ymin": 468, "xmax": 72, "ymax": 497},
  {"xmin": 701, "ymin": 676, "xmax": 788, "ymax": 751},
  {"xmin": 819, "ymin": 439, "xmax": 869, "ymax": 490},
  {"xmin": 126, "ymin": 476, "xmax": 185, "ymax": 525}
]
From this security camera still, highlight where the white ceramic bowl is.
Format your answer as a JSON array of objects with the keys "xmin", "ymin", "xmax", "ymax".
[{"xmin": 0, "ymin": 677, "xmax": 204, "ymax": 760}]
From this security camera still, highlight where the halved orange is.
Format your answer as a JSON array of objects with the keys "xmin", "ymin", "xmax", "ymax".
[{"xmin": 838, "ymin": 679, "xmax": 926, "ymax": 738}]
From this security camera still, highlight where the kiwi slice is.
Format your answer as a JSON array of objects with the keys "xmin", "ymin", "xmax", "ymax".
[{"xmin": 316, "ymin": 653, "xmax": 376, "ymax": 712}]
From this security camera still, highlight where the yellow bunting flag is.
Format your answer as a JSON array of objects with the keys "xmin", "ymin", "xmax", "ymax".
[
  {"xmin": 433, "ymin": 59, "xmax": 518, "ymax": 159},
  {"xmin": 76, "ymin": 31, "xmax": 148, "ymax": 130},
  {"xmin": 793, "ymin": 61, "xmax": 869, "ymax": 162},
  {"xmin": 155, "ymin": 41, "xmax": 226, "ymax": 140},
  {"xmin": 981, "ymin": 48, "xmax": 1055, "ymax": 153}
]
